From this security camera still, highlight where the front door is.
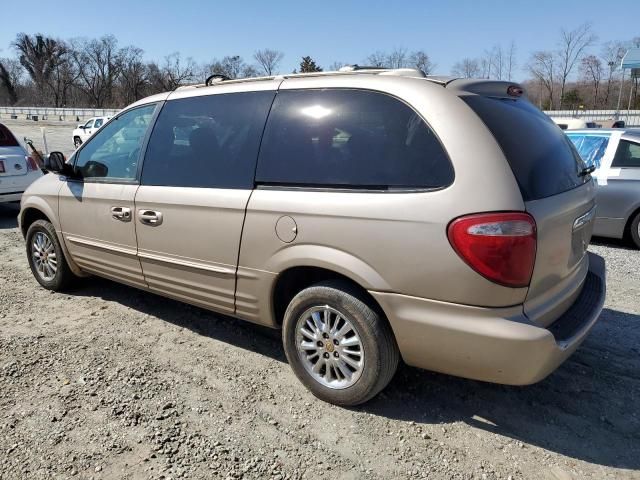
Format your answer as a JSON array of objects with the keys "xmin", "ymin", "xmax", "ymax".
[
  {"xmin": 134, "ymin": 88, "xmax": 276, "ymax": 314},
  {"xmin": 59, "ymin": 104, "xmax": 158, "ymax": 288}
]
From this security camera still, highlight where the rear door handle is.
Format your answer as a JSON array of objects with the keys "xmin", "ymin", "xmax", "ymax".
[
  {"xmin": 138, "ymin": 209, "xmax": 163, "ymax": 226},
  {"xmin": 111, "ymin": 206, "xmax": 131, "ymax": 222}
]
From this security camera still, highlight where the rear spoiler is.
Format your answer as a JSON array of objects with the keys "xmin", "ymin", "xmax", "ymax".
[{"xmin": 445, "ymin": 79, "xmax": 526, "ymax": 99}]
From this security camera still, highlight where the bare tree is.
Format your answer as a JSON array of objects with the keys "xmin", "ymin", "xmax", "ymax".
[
  {"xmin": 528, "ymin": 51, "xmax": 556, "ymax": 109},
  {"xmin": 13, "ymin": 33, "xmax": 67, "ymax": 105},
  {"xmin": 328, "ymin": 61, "xmax": 345, "ymax": 71},
  {"xmin": 556, "ymin": 23, "xmax": 597, "ymax": 109},
  {"xmin": 451, "ymin": 58, "xmax": 481, "ymax": 78},
  {"xmin": 408, "ymin": 50, "xmax": 435, "ymax": 74},
  {"xmin": 387, "ymin": 47, "xmax": 408, "ymax": 69},
  {"xmin": 161, "ymin": 52, "xmax": 197, "ymax": 88},
  {"xmin": 253, "ymin": 49, "xmax": 283, "ymax": 76},
  {"xmin": 118, "ymin": 46, "xmax": 147, "ymax": 104},
  {"xmin": 580, "ymin": 55, "xmax": 603, "ymax": 107},
  {"xmin": 207, "ymin": 55, "xmax": 249, "ymax": 79},
  {"xmin": 71, "ymin": 35, "xmax": 122, "ymax": 107},
  {"xmin": 600, "ymin": 41, "xmax": 626, "ymax": 107},
  {"xmin": 506, "ymin": 41, "xmax": 517, "ymax": 81},
  {"xmin": 366, "ymin": 51, "xmax": 387, "ymax": 68},
  {"xmin": 0, "ymin": 58, "xmax": 23, "ymax": 104}
]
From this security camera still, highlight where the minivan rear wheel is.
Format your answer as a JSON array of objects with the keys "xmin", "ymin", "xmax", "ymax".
[
  {"xmin": 282, "ymin": 280, "xmax": 399, "ymax": 406},
  {"xmin": 26, "ymin": 220, "xmax": 75, "ymax": 291}
]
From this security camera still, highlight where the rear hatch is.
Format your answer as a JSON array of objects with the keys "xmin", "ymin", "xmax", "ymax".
[
  {"xmin": 456, "ymin": 82, "xmax": 596, "ymax": 327},
  {"xmin": 0, "ymin": 124, "xmax": 27, "ymax": 178}
]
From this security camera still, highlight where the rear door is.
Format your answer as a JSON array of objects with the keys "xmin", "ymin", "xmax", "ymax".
[
  {"xmin": 134, "ymin": 87, "xmax": 276, "ymax": 314},
  {"xmin": 461, "ymin": 95, "xmax": 596, "ymax": 326}
]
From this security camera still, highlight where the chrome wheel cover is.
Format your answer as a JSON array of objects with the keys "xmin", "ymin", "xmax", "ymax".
[
  {"xmin": 295, "ymin": 305, "xmax": 365, "ymax": 390},
  {"xmin": 31, "ymin": 232, "xmax": 57, "ymax": 281}
]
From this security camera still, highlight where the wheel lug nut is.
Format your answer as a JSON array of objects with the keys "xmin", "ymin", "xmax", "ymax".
[
  {"xmin": 323, "ymin": 333, "xmax": 329, "ymax": 339},
  {"xmin": 323, "ymin": 352, "xmax": 329, "ymax": 359},
  {"xmin": 333, "ymin": 352, "xmax": 339, "ymax": 358},
  {"xmin": 333, "ymin": 339, "xmax": 339, "ymax": 346},
  {"xmin": 316, "ymin": 341, "xmax": 323, "ymax": 347}
]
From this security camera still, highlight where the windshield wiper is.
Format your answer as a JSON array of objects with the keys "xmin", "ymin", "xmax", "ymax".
[{"xmin": 579, "ymin": 165, "xmax": 596, "ymax": 177}]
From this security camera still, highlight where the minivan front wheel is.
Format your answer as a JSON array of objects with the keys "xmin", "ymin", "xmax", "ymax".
[
  {"xmin": 26, "ymin": 220, "xmax": 75, "ymax": 291},
  {"xmin": 282, "ymin": 280, "xmax": 399, "ymax": 406}
]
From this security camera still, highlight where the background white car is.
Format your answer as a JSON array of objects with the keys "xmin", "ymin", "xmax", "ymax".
[
  {"xmin": 72, "ymin": 116, "xmax": 110, "ymax": 149},
  {"xmin": 0, "ymin": 123, "xmax": 42, "ymax": 203}
]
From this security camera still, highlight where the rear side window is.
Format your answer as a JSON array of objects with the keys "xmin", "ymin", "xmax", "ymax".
[
  {"xmin": 0, "ymin": 124, "xmax": 19, "ymax": 147},
  {"xmin": 612, "ymin": 140, "xmax": 640, "ymax": 168},
  {"xmin": 256, "ymin": 89, "xmax": 453, "ymax": 189},
  {"xmin": 566, "ymin": 134, "xmax": 610, "ymax": 168},
  {"xmin": 462, "ymin": 96, "xmax": 589, "ymax": 201},
  {"xmin": 142, "ymin": 91, "xmax": 275, "ymax": 189}
]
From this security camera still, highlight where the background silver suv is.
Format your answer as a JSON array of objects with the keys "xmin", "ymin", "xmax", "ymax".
[{"xmin": 19, "ymin": 68, "xmax": 606, "ymax": 405}]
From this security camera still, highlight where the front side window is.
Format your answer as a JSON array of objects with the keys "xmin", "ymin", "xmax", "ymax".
[
  {"xmin": 84, "ymin": 119, "xmax": 94, "ymax": 129},
  {"xmin": 612, "ymin": 140, "xmax": 640, "ymax": 168},
  {"xmin": 141, "ymin": 91, "xmax": 275, "ymax": 189},
  {"xmin": 94, "ymin": 118, "xmax": 104, "ymax": 128},
  {"xmin": 567, "ymin": 134, "xmax": 610, "ymax": 169},
  {"xmin": 256, "ymin": 89, "xmax": 454, "ymax": 189},
  {"xmin": 74, "ymin": 104, "xmax": 156, "ymax": 181}
]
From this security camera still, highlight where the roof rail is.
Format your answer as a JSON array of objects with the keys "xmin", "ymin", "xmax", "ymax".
[{"xmin": 338, "ymin": 64, "xmax": 385, "ymax": 72}]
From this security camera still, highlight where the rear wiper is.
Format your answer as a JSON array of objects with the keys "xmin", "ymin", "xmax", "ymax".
[{"xmin": 579, "ymin": 165, "xmax": 596, "ymax": 177}]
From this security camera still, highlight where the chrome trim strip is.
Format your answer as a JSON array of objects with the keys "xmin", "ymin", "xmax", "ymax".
[
  {"xmin": 65, "ymin": 235, "xmax": 138, "ymax": 256},
  {"xmin": 137, "ymin": 251, "xmax": 235, "ymax": 276}
]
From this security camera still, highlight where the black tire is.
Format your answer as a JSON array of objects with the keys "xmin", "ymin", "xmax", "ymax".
[
  {"xmin": 73, "ymin": 137, "xmax": 82, "ymax": 149},
  {"xmin": 25, "ymin": 219, "xmax": 76, "ymax": 291},
  {"xmin": 630, "ymin": 212, "xmax": 640, "ymax": 249},
  {"xmin": 282, "ymin": 280, "xmax": 399, "ymax": 406}
]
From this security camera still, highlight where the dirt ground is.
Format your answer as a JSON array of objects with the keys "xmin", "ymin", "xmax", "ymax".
[{"xmin": 0, "ymin": 121, "xmax": 639, "ymax": 480}]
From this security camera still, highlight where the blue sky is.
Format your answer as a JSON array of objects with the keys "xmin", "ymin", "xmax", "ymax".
[{"xmin": 1, "ymin": 0, "xmax": 638, "ymax": 80}]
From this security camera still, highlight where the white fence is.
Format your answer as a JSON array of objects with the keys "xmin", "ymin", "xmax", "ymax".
[
  {"xmin": 0, "ymin": 106, "xmax": 120, "ymax": 121},
  {"xmin": 1, "ymin": 105, "xmax": 639, "ymax": 126},
  {"xmin": 543, "ymin": 109, "xmax": 640, "ymax": 127}
]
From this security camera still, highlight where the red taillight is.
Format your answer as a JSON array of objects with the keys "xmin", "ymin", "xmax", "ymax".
[
  {"xmin": 25, "ymin": 156, "xmax": 39, "ymax": 172},
  {"xmin": 447, "ymin": 212, "xmax": 537, "ymax": 288}
]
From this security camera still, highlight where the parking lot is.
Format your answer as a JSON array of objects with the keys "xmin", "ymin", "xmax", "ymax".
[{"xmin": 0, "ymin": 120, "xmax": 639, "ymax": 479}]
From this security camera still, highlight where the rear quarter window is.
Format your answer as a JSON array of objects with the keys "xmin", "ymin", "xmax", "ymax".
[
  {"xmin": 461, "ymin": 96, "xmax": 589, "ymax": 201},
  {"xmin": 256, "ymin": 88, "xmax": 454, "ymax": 190}
]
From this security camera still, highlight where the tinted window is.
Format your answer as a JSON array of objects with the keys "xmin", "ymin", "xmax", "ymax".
[
  {"xmin": 612, "ymin": 140, "xmax": 640, "ymax": 168},
  {"xmin": 141, "ymin": 91, "xmax": 275, "ymax": 189},
  {"xmin": 74, "ymin": 104, "xmax": 156, "ymax": 181},
  {"xmin": 567, "ymin": 134, "xmax": 610, "ymax": 168},
  {"xmin": 462, "ymin": 96, "xmax": 589, "ymax": 201},
  {"xmin": 0, "ymin": 124, "xmax": 19, "ymax": 147},
  {"xmin": 256, "ymin": 89, "xmax": 453, "ymax": 189},
  {"xmin": 94, "ymin": 118, "xmax": 104, "ymax": 128},
  {"xmin": 84, "ymin": 119, "xmax": 94, "ymax": 129}
]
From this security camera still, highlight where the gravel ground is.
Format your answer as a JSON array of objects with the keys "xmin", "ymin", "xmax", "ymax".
[{"xmin": 1, "ymin": 122, "xmax": 639, "ymax": 480}]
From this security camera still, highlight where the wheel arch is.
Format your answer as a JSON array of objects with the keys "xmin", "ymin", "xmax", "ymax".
[{"xmin": 270, "ymin": 265, "xmax": 389, "ymax": 328}]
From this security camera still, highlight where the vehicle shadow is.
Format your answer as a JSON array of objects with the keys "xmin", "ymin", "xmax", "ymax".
[
  {"xmin": 71, "ymin": 277, "xmax": 639, "ymax": 470},
  {"xmin": 0, "ymin": 203, "xmax": 19, "ymax": 229},
  {"xmin": 591, "ymin": 236, "xmax": 635, "ymax": 250}
]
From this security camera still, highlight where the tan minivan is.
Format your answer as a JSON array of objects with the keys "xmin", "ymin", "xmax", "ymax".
[{"xmin": 19, "ymin": 68, "xmax": 606, "ymax": 405}]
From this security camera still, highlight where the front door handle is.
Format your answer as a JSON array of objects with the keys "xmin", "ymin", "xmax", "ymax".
[
  {"xmin": 138, "ymin": 209, "xmax": 163, "ymax": 226},
  {"xmin": 111, "ymin": 206, "xmax": 131, "ymax": 222}
]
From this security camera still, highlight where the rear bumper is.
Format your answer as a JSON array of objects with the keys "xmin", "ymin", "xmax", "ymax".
[{"xmin": 371, "ymin": 252, "xmax": 606, "ymax": 385}]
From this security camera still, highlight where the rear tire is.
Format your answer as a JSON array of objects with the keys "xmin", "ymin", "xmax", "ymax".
[
  {"xmin": 26, "ymin": 220, "xmax": 76, "ymax": 291},
  {"xmin": 282, "ymin": 280, "xmax": 399, "ymax": 406},
  {"xmin": 629, "ymin": 212, "xmax": 640, "ymax": 249}
]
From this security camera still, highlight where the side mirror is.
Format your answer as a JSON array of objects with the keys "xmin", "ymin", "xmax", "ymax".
[
  {"xmin": 44, "ymin": 151, "xmax": 67, "ymax": 174},
  {"xmin": 77, "ymin": 124, "xmax": 85, "ymax": 129}
]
